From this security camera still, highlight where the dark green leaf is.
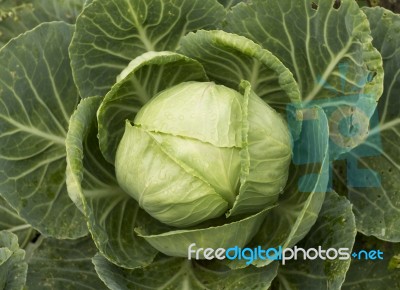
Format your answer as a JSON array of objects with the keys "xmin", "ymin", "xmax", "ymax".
[
  {"xmin": 225, "ymin": 0, "xmax": 384, "ymax": 156},
  {"xmin": 26, "ymin": 236, "xmax": 107, "ymax": 290},
  {"xmin": 0, "ymin": 230, "xmax": 27, "ymax": 290},
  {"xmin": 0, "ymin": 22, "xmax": 87, "ymax": 238},
  {"xmin": 342, "ymin": 235, "xmax": 400, "ymax": 290},
  {"xmin": 278, "ymin": 191, "xmax": 356, "ymax": 290},
  {"xmin": 0, "ymin": 0, "xmax": 84, "ymax": 47},
  {"xmin": 341, "ymin": 7, "xmax": 400, "ymax": 242},
  {"xmin": 0, "ymin": 197, "xmax": 36, "ymax": 248},
  {"xmin": 69, "ymin": 0, "xmax": 226, "ymax": 98},
  {"xmin": 94, "ymin": 254, "xmax": 279, "ymax": 290}
]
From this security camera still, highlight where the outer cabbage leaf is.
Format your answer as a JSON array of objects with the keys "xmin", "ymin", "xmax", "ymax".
[
  {"xmin": 0, "ymin": 22, "xmax": 87, "ymax": 238},
  {"xmin": 0, "ymin": 0, "xmax": 84, "ymax": 47},
  {"xmin": 25, "ymin": 236, "xmax": 107, "ymax": 290},
  {"xmin": 66, "ymin": 96, "xmax": 158, "ymax": 269},
  {"xmin": 0, "ymin": 197, "xmax": 35, "ymax": 248},
  {"xmin": 277, "ymin": 191, "xmax": 356, "ymax": 290},
  {"xmin": 69, "ymin": 0, "xmax": 226, "ymax": 98},
  {"xmin": 225, "ymin": 0, "xmax": 384, "ymax": 157},
  {"xmin": 0, "ymin": 230, "xmax": 27, "ymax": 290},
  {"xmin": 179, "ymin": 30, "xmax": 301, "ymax": 112},
  {"xmin": 342, "ymin": 235, "xmax": 400, "ymax": 290},
  {"xmin": 93, "ymin": 253, "xmax": 279, "ymax": 290},
  {"xmin": 332, "ymin": 7, "xmax": 400, "ymax": 242}
]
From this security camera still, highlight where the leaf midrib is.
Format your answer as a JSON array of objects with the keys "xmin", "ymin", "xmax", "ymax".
[{"xmin": 0, "ymin": 114, "xmax": 65, "ymax": 145}]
